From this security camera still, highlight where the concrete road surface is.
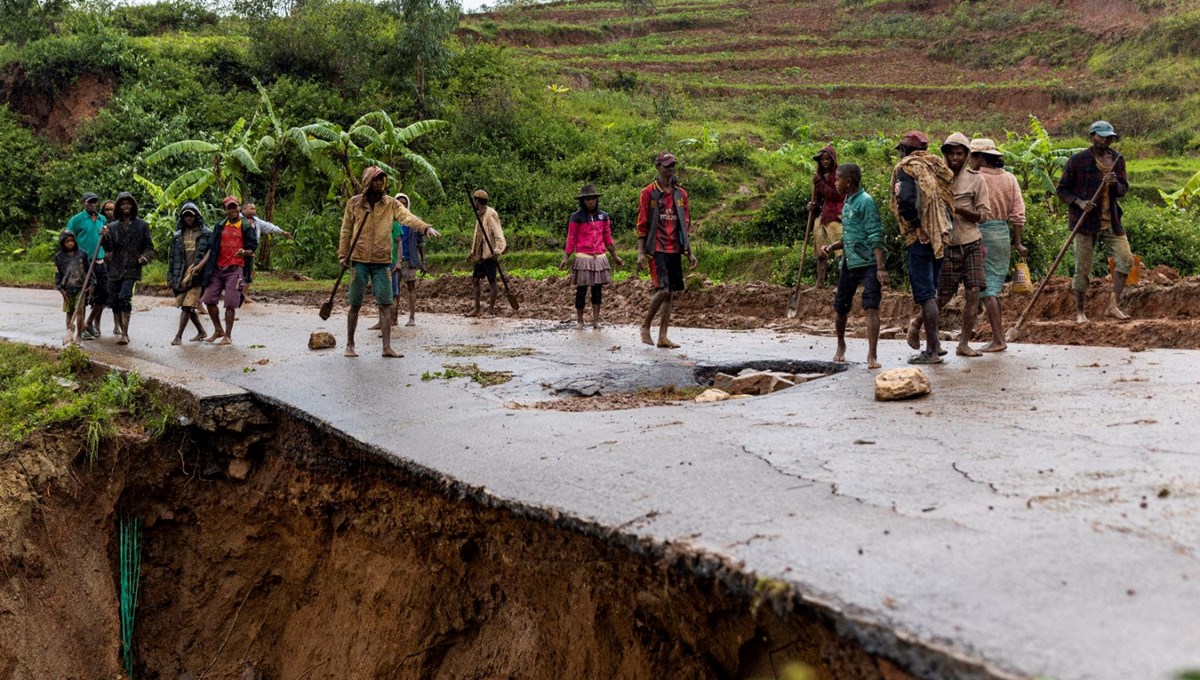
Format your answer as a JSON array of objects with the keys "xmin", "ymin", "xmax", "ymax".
[{"xmin": 3, "ymin": 287, "xmax": 1198, "ymax": 680}]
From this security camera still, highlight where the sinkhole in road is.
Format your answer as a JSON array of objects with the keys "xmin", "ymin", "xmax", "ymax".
[{"xmin": 549, "ymin": 359, "xmax": 846, "ymax": 399}]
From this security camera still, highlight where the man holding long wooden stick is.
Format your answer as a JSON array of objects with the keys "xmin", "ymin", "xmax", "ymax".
[{"xmin": 1056, "ymin": 121, "xmax": 1133, "ymax": 324}]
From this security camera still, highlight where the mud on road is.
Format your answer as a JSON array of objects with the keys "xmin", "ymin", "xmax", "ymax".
[
  {"xmin": 234, "ymin": 269, "xmax": 1200, "ymax": 351},
  {"xmin": 1, "ymin": 382, "xmax": 915, "ymax": 680}
]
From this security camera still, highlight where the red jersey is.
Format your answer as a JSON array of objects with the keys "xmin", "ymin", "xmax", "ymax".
[
  {"xmin": 636, "ymin": 181, "xmax": 690, "ymax": 255},
  {"xmin": 217, "ymin": 220, "xmax": 245, "ymax": 268}
]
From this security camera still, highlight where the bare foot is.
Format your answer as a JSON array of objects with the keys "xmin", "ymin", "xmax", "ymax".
[
  {"xmin": 190, "ymin": 332, "xmax": 207, "ymax": 342},
  {"xmin": 344, "ymin": 345, "xmax": 358, "ymax": 358},
  {"xmin": 117, "ymin": 335, "xmax": 129, "ymax": 346},
  {"xmin": 219, "ymin": 336, "xmax": 232, "ymax": 346},
  {"xmin": 657, "ymin": 338, "xmax": 680, "ymax": 349},
  {"xmin": 833, "ymin": 345, "xmax": 847, "ymax": 363},
  {"xmin": 405, "ymin": 318, "xmax": 416, "ymax": 327},
  {"xmin": 956, "ymin": 345, "xmax": 983, "ymax": 357},
  {"xmin": 640, "ymin": 327, "xmax": 653, "ymax": 345},
  {"xmin": 171, "ymin": 337, "xmax": 182, "ymax": 346},
  {"xmin": 867, "ymin": 357, "xmax": 882, "ymax": 369},
  {"xmin": 906, "ymin": 319, "xmax": 921, "ymax": 350},
  {"xmin": 592, "ymin": 322, "xmax": 601, "ymax": 330},
  {"xmin": 206, "ymin": 332, "xmax": 224, "ymax": 344},
  {"xmin": 465, "ymin": 309, "xmax": 481, "ymax": 318},
  {"xmin": 367, "ymin": 321, "xmax": 381, "ymax": 331},
  {"xmin": 487, "ymin": 307, "xmax": 499, "ymax": 317},
  {"xmin": 979, "ymin": 341, "xmax": 1007, "ymax": 353},
  {"xmin": 1106, "ymin": 305, "xmax": 1129, "ymax": 321},
  {"xmin": 1075, "ymin": 312, "xmax": 1089, "ymax": 324},
  {"xmin": 382, "ymin": 348, "xmax": 403, "ymax": 358},
  {"xmin": 576, "ymin": 321, "xmax": 585, "ymax": 330}
]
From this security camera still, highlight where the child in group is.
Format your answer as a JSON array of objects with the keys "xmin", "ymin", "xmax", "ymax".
[
  {"xmin": 820, "ymin": 163, "xmax": 888, "ymax": 369},
  {"xmin": 54, "ymin": 230, "xmax": 90, "ymax": 345},
  {"xmin": 393, "ymin": 193, "xmax": 426, "ymax": 327},
  {"xmin": 167, "ymin": 202, "xmax": 213, "ymax": 345}
]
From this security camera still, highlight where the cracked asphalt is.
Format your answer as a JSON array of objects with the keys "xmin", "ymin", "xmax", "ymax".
[{"xmin": 3, "ymin": 287, "xmax": 1198, "ymax": 680}]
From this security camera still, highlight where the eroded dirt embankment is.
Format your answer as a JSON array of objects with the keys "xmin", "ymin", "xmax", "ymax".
[{"xmin": 1, "ymin": 394, "xmax": 916, "ymax": 679}]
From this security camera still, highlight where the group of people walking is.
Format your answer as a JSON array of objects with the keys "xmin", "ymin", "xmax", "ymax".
[{"xmin": 54, "ymin": 120, "xmax": 1131, "ymax": 365}]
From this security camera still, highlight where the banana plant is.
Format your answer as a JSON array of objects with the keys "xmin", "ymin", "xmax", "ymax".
[
  {"xmin": 999, "ymin": 115, "xmax": 1082, "ymax": 206},
  {"xmin": 1160, "ymin": 168, "xmax": 1200, "ymax": 208},
  {"xmin": 142, "ymin": 117, "xmax": 263, "ymax": 203},
  {"xmin": 293, "ymin": 119, "xmax": 367, "ymax": 199},
  {"xmin": 251, "ymin": 79, "xmax": 308, "ymax": 267},
  {"xmin": 347, "ymin": 111, "xmax": 448, "ymax": 200}
]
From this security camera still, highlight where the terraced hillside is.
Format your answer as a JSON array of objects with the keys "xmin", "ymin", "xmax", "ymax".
[{"xmin": 464, "ymin": 0, "xmax": 1200, "ymax": 144}]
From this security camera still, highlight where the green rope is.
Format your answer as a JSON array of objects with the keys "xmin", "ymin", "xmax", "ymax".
[{"xmin": 119, "ymin": 515, "xmax": 141, "ymax": 679}]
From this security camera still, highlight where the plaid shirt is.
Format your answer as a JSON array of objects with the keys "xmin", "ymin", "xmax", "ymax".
[{"xmin": 1056, "ymin": 149, "xmax": 1128, "ymax": 236}]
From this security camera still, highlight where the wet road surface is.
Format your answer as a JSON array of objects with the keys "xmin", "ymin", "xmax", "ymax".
[{"xmin": 3, "ymin": 287, "xmax": 1198, "ymax": 680}]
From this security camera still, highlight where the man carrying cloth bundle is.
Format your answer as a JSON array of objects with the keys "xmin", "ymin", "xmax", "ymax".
[{"xmin": 890, "ymin": 130, "xmax": 955, "ymax": 365}]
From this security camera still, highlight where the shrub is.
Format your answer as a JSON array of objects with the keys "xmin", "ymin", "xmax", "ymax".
[
  {"xmin": 0, "ymin": 106, "xmax": 45, "ymax": 233},
  {"xmin": 20, "ymin": 27, "xmax": 136, "ymax": 92},
  {"xmin": 110, "ymin": 0, "xmax": 219, "ymax": 37}
]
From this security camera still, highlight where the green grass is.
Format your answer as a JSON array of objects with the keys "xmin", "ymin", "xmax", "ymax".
[{"xmin": 0, "ymin": 342, "xmax": 174, "ymax": 462}]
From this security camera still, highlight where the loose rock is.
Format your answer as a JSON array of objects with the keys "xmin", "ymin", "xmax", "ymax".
[
  {"xmin": 308, "ymin": 331, "xmax": 336, "ymax": 350},
  {"xmin": 227, "ymin": 459, "xmax": 252, "ymax": 480},
  {"xmin": 875, "ymin": 368, "xmax": 931, "ymax": 401},
  {"xmin": 694, "ymin": 388, "xmax": 732, "ymax": 403}
]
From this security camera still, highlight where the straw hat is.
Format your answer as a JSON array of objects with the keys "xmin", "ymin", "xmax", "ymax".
[{"xmin": 969, "ymin": 138, "xmax": 1003, "ymax": 157}]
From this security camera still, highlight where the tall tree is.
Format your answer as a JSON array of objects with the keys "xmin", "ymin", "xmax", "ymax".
[
  {"xmin": 388, "ymin": 0, "xmax": 460, "ymax": 113},
  {"xmin": 252, "ymin": 79, "xmax": 307, "ymax": 266}
]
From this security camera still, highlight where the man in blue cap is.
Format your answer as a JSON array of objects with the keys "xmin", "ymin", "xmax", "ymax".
[
  {"xmin": 65, "ymin": 192, "xmax": 108, "ymax": 339},
  {"xmin": 1057, "ymin": 121, "xmax": 1133, "ymax": 323}
]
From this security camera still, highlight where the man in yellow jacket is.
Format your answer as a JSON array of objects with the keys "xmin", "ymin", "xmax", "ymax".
[
  {"xmin": 339, "ymin": 166, "xmax": 440, "ymax": 358},
  {"xmin": 467, "ymin": 189, "xmax": 507, "ymax": 317}
]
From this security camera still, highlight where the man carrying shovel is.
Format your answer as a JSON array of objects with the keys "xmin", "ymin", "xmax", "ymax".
[
  {"xmin": 339, "ymin": 166, "xmax": 440, "ymax": 358},
  {"xmin": 467, "ymin": 189, "xmax": 507, "ymax": 317},
  {"xmin": 1057, "ymin": 121, "xmax": 1133, "ymax": 324}
]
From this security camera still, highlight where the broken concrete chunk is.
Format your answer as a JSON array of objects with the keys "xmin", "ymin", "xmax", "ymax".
[
  {"xmin": 712, "ymin": 373, "xmax": 737, "ymax": 392},
  {"xmin": 308, "ymin": 331, "xmax": 336, "ymax": 350},
  {"xmin": 875, "ymin": 368, "xmax": 931, "ymax": 401},
  {"xmin": 694, "ymin": 388, "xmax": 732, "ymax": 403},
  {"xmin": 724, "ymin": 372, "xmax": 798, "ymax": 396}
]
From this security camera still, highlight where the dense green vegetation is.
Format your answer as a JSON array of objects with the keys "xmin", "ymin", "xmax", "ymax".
[{"xmin": 1, "ymin": 0, "xmax": 1198, "ymax": 290}]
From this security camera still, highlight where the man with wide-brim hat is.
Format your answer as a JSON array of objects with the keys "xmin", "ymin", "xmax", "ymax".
[
  {"xmin": 1056, "ymin": 120, "xmax": 1133, "ymax": 323},
  {"xmin": 560, "ymin": 183, "xmax": 624, "ymax": 329},
  {"xmin": 931, "ymin": 132, "xmax": 991, "ymax": 358},
  {"xmin": 890, "ymin": 130, "xmax": 955, "ymax": 364},
  {"xmin": 969, "ymin": 137, "xmax": 1027, "ymax": 352}
]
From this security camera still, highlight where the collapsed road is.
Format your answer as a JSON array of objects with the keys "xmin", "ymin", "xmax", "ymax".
[{"xmin": 2, "ymin": 286, "xmax": 1199, "ymax": 680}]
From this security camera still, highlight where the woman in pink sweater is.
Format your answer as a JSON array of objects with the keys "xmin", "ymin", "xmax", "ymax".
[
  {"xmin": 560, "ymin": 184, "xmax": 625, "ymax": 329},
  {"xmin": 970, "ymin": 139, "xmax": 1027, "ymax": 352}
]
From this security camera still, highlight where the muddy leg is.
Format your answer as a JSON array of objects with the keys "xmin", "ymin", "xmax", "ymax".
[
  {"xmin": 980, "ymin": 297, "xmax": 1006, "ymax": 352},
  {"xmin": 865, "ymin": 308, "xmax": 881, "ymax": 369},
  {"xmin": 468, "ymin": 279, "xmax": 482, "ymax": 316},
  {"xmin": 641, "ymin": 290, "xmax": 667, "ymax": 345},
  {"xmin": 488, "ymin": 281, "xmax": 498, "ymax": 315},
  {"xmin": 380, "ymin": 304, "xmax": 402, "ymax": 358},
  {"xmin": 1074, "ymin": 290, "xmax": 1088, "ymax": 324},
  {"xmin": 219, "ymin": 308, "xmax": 235, "ymax": 345},
  {"xmin": 405, "ymin": 282, "xmax": 416, "ymax": 326},
  {"xmin": 172, "ymin": 310, "xmax": 189, "ymax": 345},
  {"xmin": 921, "ymin": 298, "xmax": 941, "ymax": 358},
  {"xmin": 656, "ymin": 293, "xmax": 679, "ymax": 348},
  {"xmin": 1108, "ymin": 274, "xmax": 1129, "ymax": 320},
  {"xmin": 957, "ymin": 287, "xmax": 982, "ymax": 357},
  {"xmin": 906, "ymin": 312, "xmax": 922, "ymax": 350},
  {"xmin": 345, "ymin": 306, "xmax": 360, "ymax": 357},
  {"xmin": 816, "ymin": 255, "xmax": 828, "ymax": 288},
  {"xmin": 116, "ymin": 312, "xmax": 130, "ymax": 345},
  {"xmin": 86, "ymin": 305, "xmax": 104, "ymax": 336},
  {"xmin": 833, "ymin": 312, "xmax": 847, "ymax": 363},
  {"xmin": 188, "ymin": 309, "xmax": 207, "ymax": 341},
  {"xmin": 206, "ymin": 304, "xmax": 225, "ymax": 343},
  {"xmin": 591, "ymin": 304, "xmax": 601, "ymax": 330}
]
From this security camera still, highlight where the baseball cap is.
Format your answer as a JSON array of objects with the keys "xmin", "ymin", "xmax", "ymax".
[
  {"xmin": 222, "ymin": 195, "xmax": 240, "ymax": 208},
  {"xmin": 82, "ymin": 192, "xmax": 99, "ymax": 203},
  {"xmin": 1088, "ymin": 121, "xmax": 1118, "ymax": 138},
  {"xmin": 896, "ymin": 131, "xmax": 929, "ymax": 150},
  {"xmin": 655, "ymin": 152, "xmax": 677, "ymax": 166}
]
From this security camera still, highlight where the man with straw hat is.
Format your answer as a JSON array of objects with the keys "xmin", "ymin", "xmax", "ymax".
[
  {"xmin": 969, "ymin": 137, "xmax": 1027, "ymax": 352},
  {"xmin": 560, "ymin": 183, "xmax": 624, "ymax": 329},
  {"xmin": 1056, "ymin": 121, "xmax": 1133, "ymax": 323}
]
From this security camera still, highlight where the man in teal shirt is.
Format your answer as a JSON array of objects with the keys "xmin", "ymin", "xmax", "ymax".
[
  {"xmin": 821, "ymin": 163, "xmax": 888, "ymax": 369},
  {"xmin": 65, "ymin": 192, "xmax": 108, "ymax": 340}
]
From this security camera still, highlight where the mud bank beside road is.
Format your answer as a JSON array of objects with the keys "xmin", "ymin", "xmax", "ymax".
[{"xmin": 2, "ymin": 367, "xmax": 919, "ymax": 680}]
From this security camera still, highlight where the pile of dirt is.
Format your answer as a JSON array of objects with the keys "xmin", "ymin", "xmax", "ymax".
[
  {"xmin": 240, "ymin": 274, "xmax": 1200, "ymax": 351},
  {"xmin": 1, "ymin": 390, "xmax": 918, "ymax": 679}
]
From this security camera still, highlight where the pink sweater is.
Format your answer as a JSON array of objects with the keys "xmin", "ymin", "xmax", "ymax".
[
  {"xmin": 978, "ymin": 167, "xmax": 1027, "ymax": 228},
  {"xmin": 565, "ymin": 209, "xmax": 614, "ymax": 255}
]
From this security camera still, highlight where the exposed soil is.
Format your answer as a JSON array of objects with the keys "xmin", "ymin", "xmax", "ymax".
[
  {"xmin": 225, "ymin": 273, "xmax": 1200, "ymax": 352},
  {"xmin": 1, "ymin": 386, "xmax": 919, "ymax": 680},
  {"xmin": 0, "ymin": 65, "xmax": 115, "ymax": 144}
]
